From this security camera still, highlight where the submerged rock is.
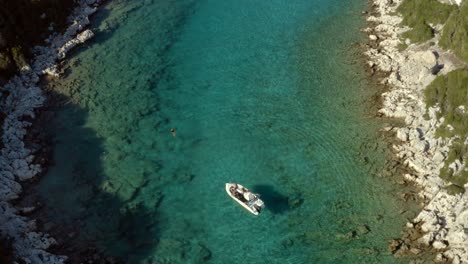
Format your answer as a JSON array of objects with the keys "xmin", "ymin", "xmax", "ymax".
[
  {"xmin": 357, "ymin": 247, "xmax": 379, "ymax": 256},
  {"xmin": 357, "ymin": 224, "xmax": 370, "ymax": 235},
  {"xmin": 148, "ymin": 239, "xmax": 212, "ymax": 263},
  {"xmin": 288, "ymin": 195, "xmax": 304, "ymax": 209},
  {"xmin": 388, "ymin": 239, "xmax": 404, "ymax": 254}
]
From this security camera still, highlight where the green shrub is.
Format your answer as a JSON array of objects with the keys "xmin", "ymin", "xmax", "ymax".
[
  {"xmin": 425, "ymin": 69, "xmax": 468, "ymax": 191},
  {"xmin": 0, "ymin": 51, "xmax": 12, "ymax": 71},
  {"xmin": 398, "ymin": 0, "xmax": 456, "ymax": 43},
  {"xmin": 402, "ymin": 22, "xmax": 433, "ymax": 43},
  {"xmin": 397, "ymin": 42, "xmax": 409, "ymax": 52},
  {"xmin": 425, "ymin": 69, "xmax": 468, "ymax": 136},
  {"xmin": 438, "ymin": 140, "xmax": 468, "ymax": 190},
  {"xmin": 445, "ymin": 184, "xmax": 466, "ymax": 195},
  {"xmin": 440, "ymin": 2, "xmax": 468, "ymax": 62},
  {"xmin": 11, "ymin": 46, "xmax": 28, "ymax": 69}
]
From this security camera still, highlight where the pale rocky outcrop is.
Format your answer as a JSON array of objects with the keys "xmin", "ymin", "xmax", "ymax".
[
  {"xmin": 366, "ymin": 0, "xmax": 468, "ymax": 262},
  {"xmin": 439, "ymin": 0, "xmax": 464, "ymax": 5},
  {"xmin": 0, "ymin": 0, "xmax": 101, "ymax": 263}
]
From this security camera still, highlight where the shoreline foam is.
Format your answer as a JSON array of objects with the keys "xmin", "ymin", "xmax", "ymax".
[
  {"xmin": 0, "ymin": 1, "xmax": 102, "ymax": 262},
  {"xmin": 364, "ymin": 0, "xmax": 467, "ymax": 262}
]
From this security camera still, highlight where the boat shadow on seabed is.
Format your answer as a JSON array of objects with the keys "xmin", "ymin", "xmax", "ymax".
[{"xmin": 251, "ymin": 185, "xmax": 291, "ymax": 215}]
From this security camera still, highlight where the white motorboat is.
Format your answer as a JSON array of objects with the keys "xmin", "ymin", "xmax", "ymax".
[{"xmin": 225, "ymin": 183, "xmax": 265, "ymax": 215}]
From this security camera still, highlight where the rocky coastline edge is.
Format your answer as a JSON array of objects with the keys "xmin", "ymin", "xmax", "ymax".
[
  {"xmin": 0, "ymin": 1, "xmax": 103, "ymax": 263},
  {"xmin": 363, "ymin": 0, "xmax": 467, "ymax": 263}
]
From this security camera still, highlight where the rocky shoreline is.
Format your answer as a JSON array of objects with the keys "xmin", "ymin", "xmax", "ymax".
[
  {"xmin": 1, "ymin": 0, "xmax": 466, "ymax": 262},
  {"xmin": 364, "ymin": 0, "xmax": 467, "ymax": 263},
  {"xmin": 0, "ymin": 1, "xmax": 102, "ymax": 262}
]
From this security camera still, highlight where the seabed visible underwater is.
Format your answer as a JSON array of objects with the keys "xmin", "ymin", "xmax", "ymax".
[{"xmin": 38, "ymin": 0, "xmax": 417, "ymax": 263}]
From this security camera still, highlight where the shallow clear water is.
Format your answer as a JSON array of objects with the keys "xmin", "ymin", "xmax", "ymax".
[{"xmin": 39, "ymin": 0, "xmax": 412, "ymax": 263}]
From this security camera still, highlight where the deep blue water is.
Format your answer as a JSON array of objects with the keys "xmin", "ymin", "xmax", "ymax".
[{"xmin": 38, "ymin": 1, "xmax": 412, "ymax": 263}]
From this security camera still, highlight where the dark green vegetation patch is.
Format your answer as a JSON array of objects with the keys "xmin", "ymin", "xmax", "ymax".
[
  {"xmin": 397, "ymin": 0, "xmax": 456, "ymax": 43},
  {"xmin": 440, "ymin": 2, "xmax": 468, "ymax": 62},
  {"xmin": 445, "ymin": 183, "xmax": 466, "ymax": 195},
  {"xmin": 0, "ymin": 0, "xmax": 74, "ymax": 80},
  {"xmin": 425, "ymin": 69, "xmax": 468, "ymax": 191},
  {"xmin": 0, "ymin": 238, "xmax": 13, "ymax": 264}
]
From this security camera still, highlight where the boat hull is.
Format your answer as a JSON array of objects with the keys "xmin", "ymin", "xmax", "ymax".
[{"xmin": 225, "ymin": 183, "xmax": 260, "ymax": 215}]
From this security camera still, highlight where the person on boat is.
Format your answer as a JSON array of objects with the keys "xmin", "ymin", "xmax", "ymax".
[
  {"xmin": 230, "ymin": 184, "xmax": 237, "ymax": 194},
  {"xmin": 231, "ymin": 184, "xmax": 243, "ymax": 199},
  {"xmin": 237, "ymin": 186, "xmax": 250, "ymax": 202},
  {"xmin": 230, "ymin": 183, "xmax": 238, "ymax": 193},
  {"xmin": 238, "ymin": 186, "xmax": 248, "ymax": 195}
]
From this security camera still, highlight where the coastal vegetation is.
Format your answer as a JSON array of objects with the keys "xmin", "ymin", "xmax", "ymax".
[
  {"xmin": 398, "ymin": 0, "xmax": 468, "ymax": 193},
  {"xmin": 424, "ymin": 69, "xmax": 468, "ymax": 193},
  {"xmin": 369, "ymin": 0, "xmax": 467, "ymax": 260},
  {"xmin": 440, "ymin": 138, "xmax": 467, "ymax": 194},
  {"xmin": 439, "ymin": 2, "xmax": 468, "ymax": 62},
  {"xmin": 0, "ymin": 0, "xmax": 74, "ymax": 80},
  {"xmin": 397, "ymin": 0, "xmax": 455, "ymax": 43}
]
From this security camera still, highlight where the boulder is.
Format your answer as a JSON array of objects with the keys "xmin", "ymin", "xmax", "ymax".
[
  {"xmin": 396, "ymin": 128, "xmax": 408, "ymax": 141},
  {"xmin": 432, "ymin": 240, "xmax": 448, "ymax": 249},
  {"xmin": 388, "ymin": 239, "xmax": 404, "ymax": 254},
  {"xmin": 58, "ymin": 29, "xmax": 95, "ymax": 59}
]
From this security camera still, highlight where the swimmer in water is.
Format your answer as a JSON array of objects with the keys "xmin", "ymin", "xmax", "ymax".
[{"xmin": 170, "ymin": 128, "xmax": 176, "ymax": 137}]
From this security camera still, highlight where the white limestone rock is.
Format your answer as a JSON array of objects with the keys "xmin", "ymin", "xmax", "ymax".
[
  {"xmin": 396, "ymin": 128, "xmax": 409, "ymax": 141},
  {"xmin": 432, "ymin": 241, "xmax": 448, "ymax": 250},
  {"xmin": 438, "ymin": 0, "xmax": 464, "ymax": 6},
  {"xmin": 0, "ymin": 1, "xmax": 102, "ymax": 263},
  {"xmin": 58, "ymin": 29, "xmax": 94, "ymax": 59},
  {"xmin": 366, "ymin": 0, "xmax": 468, "ymax": 262}
]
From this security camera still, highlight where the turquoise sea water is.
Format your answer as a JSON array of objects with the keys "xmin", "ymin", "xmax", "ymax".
[{"xmin": 38, "ymin": 0, "xmax": 414, "ymax": 263}]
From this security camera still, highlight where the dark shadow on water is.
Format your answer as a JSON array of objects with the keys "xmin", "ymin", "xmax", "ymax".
[
  {"xmin": 28, "ymin": 89, "xmax": 160, "ymax": 264},
  {"xmin": 251, "ymin": 185, "xmax": 290, "ymax": 214},
  {"xmin": 18, "ymin": 2, "xmax": 204, "ymax": 263}
]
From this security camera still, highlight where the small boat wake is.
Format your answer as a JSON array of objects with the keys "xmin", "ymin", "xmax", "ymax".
[{"xmin": 225, "ymin": 183, "xmax": 265, "ymax": 215}]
